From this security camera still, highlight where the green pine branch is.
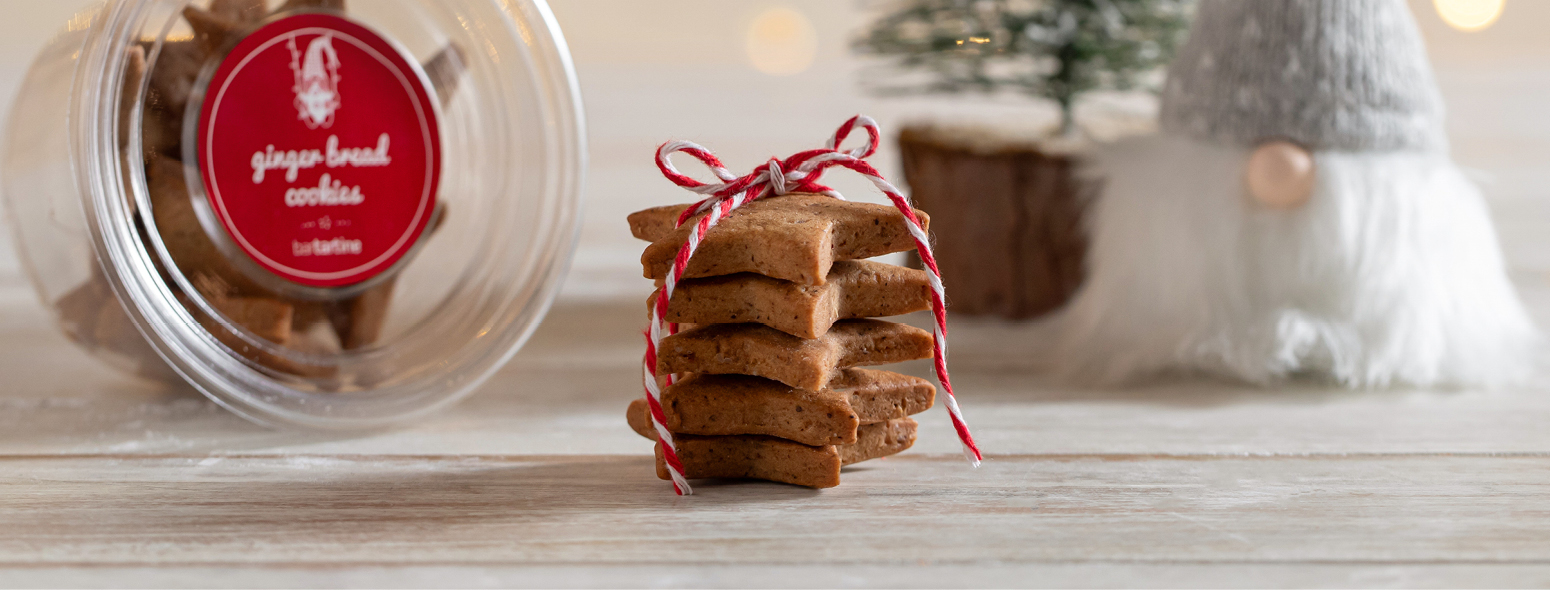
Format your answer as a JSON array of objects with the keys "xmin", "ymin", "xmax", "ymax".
[{"xmin": 854, "ymin": 0, "xmax": 1193, "ymax": 136}]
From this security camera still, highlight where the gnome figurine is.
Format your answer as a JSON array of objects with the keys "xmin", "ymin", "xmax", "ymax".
[{"xmin": 1055, "ymin": 0, "xmax": 1538, "ymax": 387}]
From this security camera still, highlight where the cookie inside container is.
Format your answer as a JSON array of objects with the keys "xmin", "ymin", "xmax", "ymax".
[{"xmin": 3, "ymin": 0, "xmax": 584, "ymax": 428}]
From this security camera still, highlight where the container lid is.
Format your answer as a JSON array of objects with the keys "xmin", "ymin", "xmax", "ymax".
[{"xmin": 13, "ymin": 0, "xmax": 584, "ymax": 429}]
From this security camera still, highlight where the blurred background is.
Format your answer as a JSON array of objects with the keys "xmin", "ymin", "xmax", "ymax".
[{"xmin": 0, "ymin": 0, "xmax": 1546, "ymax": 304}]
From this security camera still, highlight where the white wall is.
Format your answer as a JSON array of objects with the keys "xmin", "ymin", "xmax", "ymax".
[{"xmin": 1, "ymin": 0, "xmax": 1547, "ymax": 298}]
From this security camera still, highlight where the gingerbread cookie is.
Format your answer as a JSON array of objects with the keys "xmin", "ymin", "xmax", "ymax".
[
  {"xmin": 634, "ymin": 194, "xmax": 930, "ymax": 285},
  {"xmin": 653, "ymin": 418, "xmax": 918, "ymax": 489},
  {"xmin": 206, "ymin": 295, "xmax": 294, "ymax": 345},
  {"xmin": 183, "ymin": 6, "xmax": 246, "ymax": 54},
  {"xmin": 837, "ymin": 417, "xmax": 918, "ymax": 465},
  {"xmin": 625, "ymin": 368, "xmax": 935, "ymax": 446},
  {"xmin": 656, "ymin": 319, "xmax": 933, "ymax": 391},
  {"xmin": 207, "ymin": 0, "xmax": 269, "ymax": 23},
  {"xmin": 650, "ymin": 260, "xmax": 932, "ymax": 339},
  {"xmin": 118, "ymin": 46, "xmax": 146, "ymax": 157},
  {"xmin": 278, "ymin": 0, "xmax": 347, "ymax": 12},
  {"xmin": 145, "ymin": 156, "xmax": 268, "ymax": 297}
]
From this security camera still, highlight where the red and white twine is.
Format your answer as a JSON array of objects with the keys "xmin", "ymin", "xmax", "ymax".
[{"xmin": 643, "ymin": 115, "xmax": 982, "ymax": 495}]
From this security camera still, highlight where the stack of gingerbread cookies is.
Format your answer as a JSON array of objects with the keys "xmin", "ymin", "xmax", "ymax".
[{"xmin": 625, "ymin": 193, "xmax": 940, "ymax": 488}]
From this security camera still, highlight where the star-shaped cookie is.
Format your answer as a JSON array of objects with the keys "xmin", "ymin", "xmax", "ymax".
[
  {"xmin": 656, "ymin": 319, "xmax": 934, "ymax": 391},
  {"xmin": 182, "ymin": 2, "xmax": 265, "ymax": 54},
  {"xmin": 647, "ymin": 418, "xmax": 919, "ymax": 489},
  {"xmin": 647, "ymin": 260, "xmax": 933, "ymax": 339},
  {"xmin": 632, "ymin": 194, "xmax": 930, "ymax": 285},
  {"xmin": 626, "ymin": 367, "xmax": 935, "ymax": 447}
]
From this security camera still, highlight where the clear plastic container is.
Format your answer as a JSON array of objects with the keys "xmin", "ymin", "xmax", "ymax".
[{"xmin": 2, "ymin": 0, "xmax": 585, "ymax": 429}]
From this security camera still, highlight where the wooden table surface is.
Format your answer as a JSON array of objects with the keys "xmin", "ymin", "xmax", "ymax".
[
  {"xmin": 3, "ymin": 3, "xmax": 1550, "ymax": 587},
  {"xmin": 3, "ymin": 271, "xmax": 1550, "ymax": 588}
]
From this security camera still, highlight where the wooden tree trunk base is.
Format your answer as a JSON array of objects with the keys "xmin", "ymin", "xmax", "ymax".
[{"xmin": 899, "ymin": 127, "xmax": 1091, "ymax": 319}]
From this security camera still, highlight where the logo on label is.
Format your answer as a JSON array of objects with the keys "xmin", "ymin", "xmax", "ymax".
[
  {"xmin": 288, "ymin": 34, "xmax": 342, "ymax": 129},
  {"xmin": 196, "ymin": 13, "xmax": 440, "ymax": 289}
]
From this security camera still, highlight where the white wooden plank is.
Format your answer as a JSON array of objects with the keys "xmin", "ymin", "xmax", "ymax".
[
  {"xmin": 8, "ymin": 563, "xmax": 1550, "ymax": 590},
  {"xmin": 1, "ymin": 454, "xmax": 1547, "ymax": 566}
]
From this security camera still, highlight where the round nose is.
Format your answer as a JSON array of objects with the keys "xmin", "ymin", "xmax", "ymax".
[{"xmin": 1245, "ymin": 141, "xmax": 1316, "ymax": 209}]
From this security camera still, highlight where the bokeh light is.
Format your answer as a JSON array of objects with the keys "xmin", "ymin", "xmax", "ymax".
[
  {"xmin": 1434, "ymin": 0, "xmax": 1505, "ymax": 32},
  {"xmin": 746, "ymin": 6, "xmax": 817, "ymax": 76}
]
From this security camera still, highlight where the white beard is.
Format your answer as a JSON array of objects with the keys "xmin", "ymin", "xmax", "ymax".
[{"xmin": 1054, "ymin": 134, "xmax": 1540, "ymax": 388}]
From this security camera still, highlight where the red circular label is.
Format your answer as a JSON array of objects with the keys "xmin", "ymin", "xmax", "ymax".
[{"xmin": 197, "ymin": 14, "xmax": 440, "ymax": 288}]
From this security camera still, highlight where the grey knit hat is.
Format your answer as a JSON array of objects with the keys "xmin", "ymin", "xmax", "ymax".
[{"xmin": 1159, "ymin": 0, "xmax": 1447, "ymax": 152}]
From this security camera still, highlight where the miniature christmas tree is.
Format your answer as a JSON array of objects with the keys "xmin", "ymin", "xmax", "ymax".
[
  {"xmin": 852, "ymin": 0, "xmax": 1190, "ymax": 319},
  {"xmin": 855, "ymin": 0, "xmax": 1191, "ymax": 136}
]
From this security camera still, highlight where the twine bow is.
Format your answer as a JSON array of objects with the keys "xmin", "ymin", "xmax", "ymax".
[{"xmin": 644, "ymin": 115, "xmax": 982, "ymax": 495}]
